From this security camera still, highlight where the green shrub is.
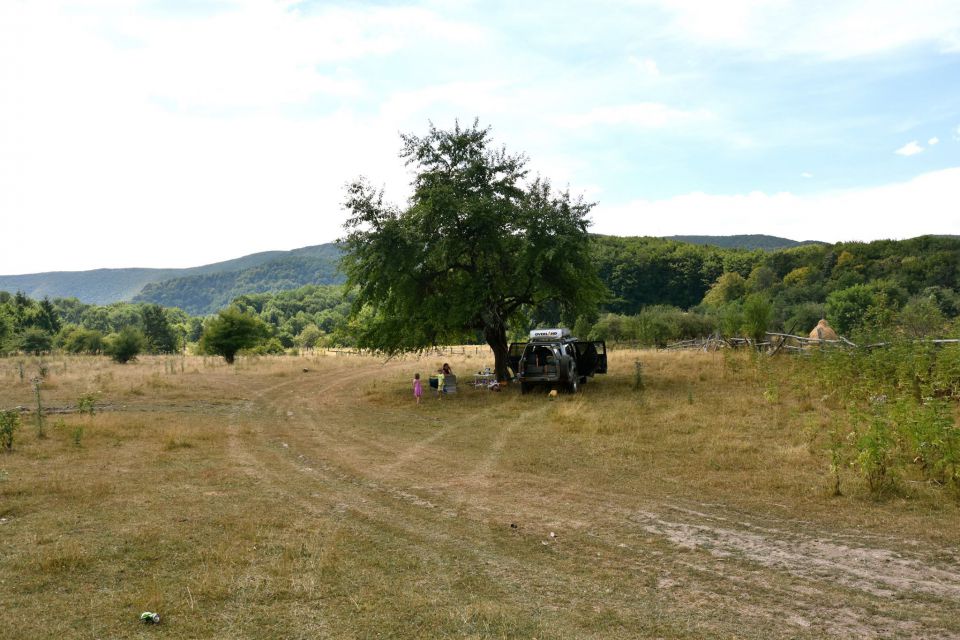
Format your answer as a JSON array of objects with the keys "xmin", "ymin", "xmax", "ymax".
[
  {"xmin": 18, "ymin": 328, "xmax": 53, "ymax": 355},
  {"xmin": 894, "ymin": 399, "xmax": 959, "ymax": 488},
  {"xmin": 77, "ymin": 394, "xmax": 96, "ymax": 416},
  {"xmin": 897, "ymin": 296, "xmax": 947, "ymax": 339},
  {"xmin": 854, "ymin": 407, "xmax": 897, "ymax": 495},
  {"xmin": 242, "ymin": 337, "xmax": 285, "ymax": 356},
  {"xmin": 199, "ymin": 307, "xmax": 270, "ymax": 364},
  {"xmin": 105, "ymin": 327, "xmax": 146, "ymax": 363},
  {"xmin": 741, "ymin": 295, "xmax": 772, "ymax": 345},
  {"xmin": 295, "ymin": 324, "xmax": 323, "ymax": 349},
  {"xmin": 0, "ymin": 410, "xmax": 20, "ymax": 450},
  {"xmin": 61, "ymin": 327, "xmax": 105, "ymax": 354}
]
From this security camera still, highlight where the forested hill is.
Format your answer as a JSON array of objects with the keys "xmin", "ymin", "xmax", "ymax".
[
  {"xmin": 663, "ymin": 234, "xmax": 821, "ymax": 250},
  {"xmin": 133, "ymin": 245, "xmax": 344, "ymax": 315},
  {"xmin": 0, "ymin": 244, "xmax": 342, "ymax": 307},
  {"xmin": 590, "ymin": 234, "xmax": 960, "ymax": 335}
]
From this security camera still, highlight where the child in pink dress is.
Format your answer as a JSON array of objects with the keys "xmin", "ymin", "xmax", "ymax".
[{"xmin": 413, "ymin": 373, "xmax": 423, "ymax": 405}]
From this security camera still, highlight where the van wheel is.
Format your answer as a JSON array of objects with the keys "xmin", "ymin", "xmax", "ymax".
[{"xmin": 568, "ymin": 367, "xmax": 579, "ymax": 393}]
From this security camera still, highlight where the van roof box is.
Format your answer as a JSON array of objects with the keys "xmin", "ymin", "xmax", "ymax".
[{"xmin": 529, "ymin": 328, "xmax": 572, "ymax": 341}]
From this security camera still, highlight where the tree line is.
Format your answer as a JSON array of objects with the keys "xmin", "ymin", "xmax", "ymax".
[
  {"xmin": 0, "ymin": 285, "xmax": 353, "ymax": 362},
  {"xmin": 584, "ymin": 234, "xmax": 960, "ymax": 345},
  {"xmin": 2, "ymin": 233, "xmax": 958, "ymax": 361}
]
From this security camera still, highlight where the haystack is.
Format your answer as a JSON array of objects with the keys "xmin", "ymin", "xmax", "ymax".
[{"xmin": 808, "ymin": 319, "xmax": 838, "ymax": 341}]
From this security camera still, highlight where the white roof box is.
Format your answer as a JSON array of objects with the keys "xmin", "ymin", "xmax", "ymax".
[{"xmin": 529, "ymin": 328, "xmax": 571, "ymax": 340}]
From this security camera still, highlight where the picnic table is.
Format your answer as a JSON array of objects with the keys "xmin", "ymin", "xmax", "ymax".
[{"xmin": 472, "ymin": 373, "xmax": 496, "ymax": 388}]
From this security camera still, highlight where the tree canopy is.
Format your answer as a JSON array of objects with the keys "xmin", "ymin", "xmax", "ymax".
[
  {"xmin": 199, "ymin": 307, "xmax": 270, "ymax": 364},
  {"xmin": 340, "ymin": 121, "xmax": 605, "ymax": 379}
]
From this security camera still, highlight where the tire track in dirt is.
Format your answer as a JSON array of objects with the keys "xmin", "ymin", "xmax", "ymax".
[
  {"xmin": 217, "ymin": 369, "xmax": 737, "ymax": 635},
  {"xmin": 630, "ymin": 504, "xmax": 960, "ymax": 600}
]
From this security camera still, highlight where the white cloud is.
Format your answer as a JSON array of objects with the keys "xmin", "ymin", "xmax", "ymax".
[
  {"xmin": 801, "ymin": 172, "xmax": 813, "ymax": 178},
  {"xmin": 942, "ymin": 32, "xmax": 960, "ymax": 52},
  {"xmin": 553, "ymin": 102, "xmax": 712, "ymax": 129},
  {"xmin": 651, "ymin": 0, "xmax": 960, "ymax": 59},
  {"xmin": 0, "ymin": 1, "xmax": 489, "ymax": 114},
  {"xmin": 591, "ymin": 167, "xmax": 960, "ymax": 243},
  {"xmin": 895, "ymin": 141, "xmax": 924, "ymax": 156},
  {"xmin": 628, "ymin": 56, "xmax": 660, "ymax": 77},
  {"xmin": 378, "ymin": 81, "xmax": 510, "ymax": 123},
  {"xmin": 928, "ymin": 137, "xmax": 940, "ymax": 145}
]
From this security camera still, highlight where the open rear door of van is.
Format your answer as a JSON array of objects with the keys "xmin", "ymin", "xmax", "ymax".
[
  {"xmin": 592, "ymin": 341, "xmax": 607, "ymax": 374},
  {"xmin": 573, "ymin": 340, "xmax": 608, "ymax": 376},
  {"xmin": 507, "ymin": 342, "xmax": 527, "ymax": 378}
]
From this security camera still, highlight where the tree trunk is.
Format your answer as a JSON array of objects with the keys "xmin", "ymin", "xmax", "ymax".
[{"xmin": 484, "ymin": 323, "xmax": 511, "ymax": 383}]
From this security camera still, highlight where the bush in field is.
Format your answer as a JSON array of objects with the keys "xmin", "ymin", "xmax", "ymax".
[
  {"xmin": 589, "ymin": 313, "xmax": 633, "ymax": 342},
  {"xmin": 894, "ymin": 399, "xmax": 959, "ymax": 488},
  {"xmin": 716, "ymin": 303, "xmax": 744, "ymax": 339},
  {"xmin": 741, "ymin": 295, "xmax": 773, "ymax": 345},
  {"xmin": 636, "ymin": 305, "xmax": 716, "ymax": 347},
  {"xmin": 60, "ymin": 326, "xmax": 105, "ymax": 354},
  {"xmin": 675, "ymin": 309, "xmax": 716, "ymax": 339},
  {"xmin": 106, "ymin": 326, "xmax": 147, "ymax": 363},
  {"xmin": 587, "ymin": 307, "xmax": 716, "ymax": 347},
  {"xmin": 242, "ymin": 337, "xmax": 286, "ymax": 356},
  {"xmin": 635, "ymin": 309, "xmax": 672, "ymax": 347},
  {"xmin": 77, "ymin": 393, "xmax": 97, "ymax": 416},
  {"xmin": 18, "ymin": 328, "xmax": 53, "ymax": 355},
  {"xmin": 853, "ymin": 407, "xmax": 898, "ymax": 495},
  {"xmin": 199, "ymin": 307, "xmax": 270, "ymax": 364},
  {"xmin": 1, "ymin": 409, "xmax": 20, "ymax": 450}
]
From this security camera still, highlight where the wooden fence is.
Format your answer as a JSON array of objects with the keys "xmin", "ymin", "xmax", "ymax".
[{"xmin": 664, "ymin": 333, "xmax": 959, "ymax": 355}]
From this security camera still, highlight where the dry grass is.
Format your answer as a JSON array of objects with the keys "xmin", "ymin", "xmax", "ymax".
[{"xmin": 0, "ymin": 350, "xmax": 958, "ymax": 639}]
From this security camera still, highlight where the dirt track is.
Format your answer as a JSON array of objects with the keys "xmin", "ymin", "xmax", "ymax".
[{"xmin": 218, "ymin": 358, "xmax": 960, "ymax": 639}]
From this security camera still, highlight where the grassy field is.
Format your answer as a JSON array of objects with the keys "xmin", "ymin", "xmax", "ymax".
[{"xmin": 1, "ymin": 349, "xmax": 958, "ymax": 639}]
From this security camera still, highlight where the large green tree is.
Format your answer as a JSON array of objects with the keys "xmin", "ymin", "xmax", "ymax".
[
  {"xmin": 340, "ymin": 121, "xmax": 604, "ymax": 381},
  {"xmin": 140, "ymin": 304, "xmax": 179, "ymax": 353},
  {"xmin": 199, "ymin": 307, "xmax": 270, "ymax": 364}
]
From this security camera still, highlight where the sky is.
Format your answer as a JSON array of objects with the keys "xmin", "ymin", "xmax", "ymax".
[{"xmin": 1, "ymin": 0, "xmax": 959, "ymax": 274}]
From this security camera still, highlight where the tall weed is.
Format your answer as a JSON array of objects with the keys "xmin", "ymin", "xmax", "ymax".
[
  {"xmin": 852, "ymin": 406, "xmax": 897, "ymax": 495},
  {"xmin": 0, "ymin": 410, "xmax": 20, "ymax": 451}
]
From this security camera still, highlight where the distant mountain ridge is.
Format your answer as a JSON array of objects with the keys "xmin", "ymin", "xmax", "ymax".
[
  {"xmin": 133, "ymin": 245, "xmax": 343, "ymax": 315},
  {"xmin": 0, "ymin": 243, "xmax": 343, "ymax": 308},
  {"xmin": 663, "ymin": 234, "xmax": 823, "ymax": 250}
]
